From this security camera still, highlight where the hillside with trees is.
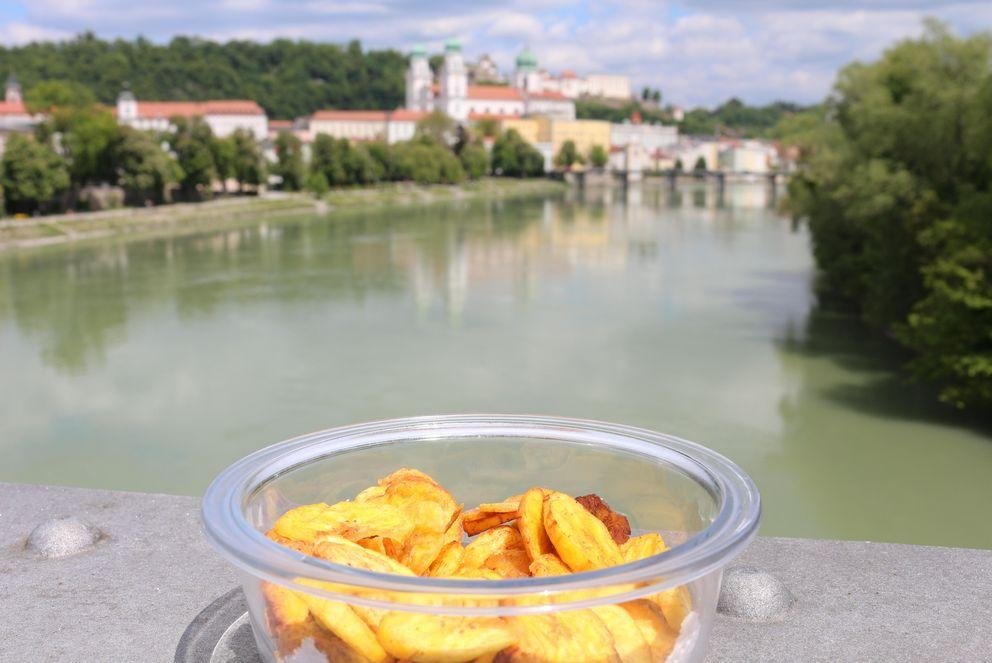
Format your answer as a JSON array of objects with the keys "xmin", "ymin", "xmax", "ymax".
[{"xmin": 0, "ymin": 33, "xmax": 407, "ymax": 119}]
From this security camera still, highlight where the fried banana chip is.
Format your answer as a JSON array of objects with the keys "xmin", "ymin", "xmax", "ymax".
[
  {"xmin": 501, "ymin": 611, "xmax": 619, "ymax": 663},
  {"xmin": 295, "ymin": 586, "xmax": 390, "ymax": 663},
  {"xmin": 463, "ymin": 526, "xmax": 525, "ymax": 569},
  {"xmin": 543, "ymin": 492, "xmax": 624, "ymax": 573},
  {"xmin": 482, "ymin": 549, "xmax": 532, "ymax": 579},
  {"xmin": 518, "ymin": 487, "xmax": 553, "ymax": 562},
  {"xmin": 266, "ymin": 530, "xmax": 316, "ymax": 557},
  {"xmin": 263, "ymin": 581, "xmax": 310, "ymax": 630},
  {"xmin": 620, "ymin": 533, "xmax": 691, "ymax": 629},
  {"xmin": 622, "ymin": 600, "xmax": 677, "ymax": 661},
  {"xmin": 575, "ymin": 494, "xmax": 631, "ymax": 545},
  {"xmin": 377, "ymin": 613, "xmax": 515, "ymax": 663},
  {"xmin": 427, "ymin": 540, "xmax": 466, "ymax": 577},
  {"xmin": 475, "ymin": 496, "xmax": 523, "ymax": 513},
  {"xmin": 272, "ymin": 500, "xmax": 414, "ymax": 548},
  {"xmin": 591, "ymin": 605, "xmax": 652, "ymax": 663},
  {"xmin": 312, "ymin": 534, "xmax": 417, "ymax": 576},
  {"xmin": 528, "ymin": 552, "xmax": 571, "ymax": 577},
  {"xmin": 464, "ymin": 511, "xmax": 520, "ymax": 536}
]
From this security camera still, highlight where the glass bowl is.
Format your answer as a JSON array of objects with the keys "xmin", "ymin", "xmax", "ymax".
[{"xmin": 202, "ymin": 415, "xmax": 760, "ymax": 662}]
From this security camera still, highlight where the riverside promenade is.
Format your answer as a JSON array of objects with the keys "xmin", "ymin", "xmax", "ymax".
[{"xmin": 1, "ymin": 481, "xmax": 989, "ymax": 661}]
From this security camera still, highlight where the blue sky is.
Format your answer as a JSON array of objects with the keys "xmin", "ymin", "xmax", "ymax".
[{"xmin": 0, "ymin": 1, "xmax": 988, "ymax": 107}]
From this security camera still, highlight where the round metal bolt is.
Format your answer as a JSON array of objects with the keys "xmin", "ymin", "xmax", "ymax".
[
  {"xmin": 26, "ymin": 516, "xmax": 102, "ymax": 559},
  {"xmin": 718, "ymin": 565, "xmax": 795, "ymax": 622}
]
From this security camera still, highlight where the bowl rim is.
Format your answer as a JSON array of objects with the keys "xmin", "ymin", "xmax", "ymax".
[{"xmin": 202, "ymin": 414, "xmax": 761, "ymax": 614}]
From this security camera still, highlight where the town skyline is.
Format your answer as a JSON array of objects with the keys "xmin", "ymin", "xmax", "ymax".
[{"xmin": 0, "ymin": 1, "xmax": 989, "ymax": 107}]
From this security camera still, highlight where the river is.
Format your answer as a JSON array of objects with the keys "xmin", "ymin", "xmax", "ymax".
[{"xmin": 2, "ymin": 182, "xmax": 990, "ymax": 548}]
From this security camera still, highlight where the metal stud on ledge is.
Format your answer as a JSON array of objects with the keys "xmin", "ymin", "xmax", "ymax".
[
  {"xmin": 718, "ymin": 565, "xmax": 795, "ymax": 622},
  {"xmin": 25, "ymin": 516, "xmax": 103, "ymax": 559}
]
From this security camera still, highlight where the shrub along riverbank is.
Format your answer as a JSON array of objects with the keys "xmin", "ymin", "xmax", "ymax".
[{"xmin": 0, "ymin": 178, "xmax": 566, "ymax": 252}]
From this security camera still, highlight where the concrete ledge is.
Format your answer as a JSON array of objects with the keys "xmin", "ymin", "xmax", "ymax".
[{"xmin": 1, "ymin": 482, "xmax": 989, "ymax": 661}]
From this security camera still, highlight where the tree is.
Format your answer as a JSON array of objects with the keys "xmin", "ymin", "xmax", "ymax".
[
  {"xmin": 473, "ymin": 118, "xmax": 499, "ymax": 139},
  {"xmin": 273, "ymin": 130, "xmax": 305, "ymax": 191},
  {"xmin": 169, "ymin": 116, "xmax": 217, "ymax": 196},
  {"xmin": 692, "ymin": 156, "xmax": 708, "ymax": 174},
  {"xmin": 306, "ymin": 171, "xmax": 329, "ymax": 196},
  {"xmin": 228, "ymin": 129, "xmax": 265, "ymax": 191},
  {"xmin": 652, "ymin": 89, "xmax": 662, "ymax": 104},
  {"xmin": 114, "ymin": 126, "xmax": 182, "ymax": 203},
  {"xmin": 0, "ymin": 134, "xmax": 69, "ymax": 214},
  {"xmin": 344, "ymin": 143, "xmax": 384, "ymax": 185},
  {"xmin": 50, "ymin": 105, "xmax": 121, "ymax": 185},
  {"xmin": 641, "ymin": 86, "xmax": 650, "ymax": 101},
  {"xmin": 785, "ymin": 21, "xmax": 992, "ymax": 408},
  {"xmin": 210, "ymin": 135, "xmax": 237, "ymax": 192},
  {"xmin": 588, "ymin": 144, "xmax": 608, "ymax": 169},
  {"xmin": 24, "ymin": 80, "xmax": 95, "ymax": 114},
  {"xmin": 554, "ymin": 140, "xmax": 584, "ymax": 170},
  {"xmin": 491, "ymin": 129, "xmax": 544, "ymax": 177},
  {"xmin": 310, "ymin": 134, "xmax": 349, "ymax": 186},
  {"xmin": 415, "ymin": 111, "xmax": 457, "ymax": 146},
  {"xmin": 674, "ymin": 158, "xmax": 683, "ymax": 172},
  {"xmin": 459, "ymin": 142, "xmax": 489, "ymax": 179}
]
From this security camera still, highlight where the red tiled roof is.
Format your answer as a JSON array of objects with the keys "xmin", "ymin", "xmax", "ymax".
[
  {"xmin": 530, "ymin": 90, "xmax": 569, "ymax": 100},
  {"xmin": 268, "ymin": 119, "xmax": 293, "ymax": 129},
  {"xmin": 467, "ymin": 85, "xmax": 523, "ymax": 101},
  {"xmin": 136, "ymin": 100, "xmax": 265, "ymax": 119},
  {"xmin": 561, "ymin": 70, "xmax": 578, "ymax": 79},
  {"xmin": 0, "ymin": 100, "xmax": 29, "ymax": 116},
  {"xmin": 388, "ymin": 109, "xmax": 429, "ymax": 121},
  {"xmin": 311, "ymin": 110, "xmax": 388, "ymax": 121}
]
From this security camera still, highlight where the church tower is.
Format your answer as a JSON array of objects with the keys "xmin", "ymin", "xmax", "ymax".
[
  {"xmin": 5, "ymin": 73, "xmax": 22, "ymax": 104},
  {"xmin": 513, "ymin": 47, "xmax": 541, "ymax": 93},
  {"xmin": 439, "ymin": 38, "xmax": 468, "ymax": 120},
  {"xmin": 405, "ymin": 45, "xmax": 432, "ymax": 111},
  {"xmin": 117, "ymin": 85, "xmax": 138, "ymax": 122}
]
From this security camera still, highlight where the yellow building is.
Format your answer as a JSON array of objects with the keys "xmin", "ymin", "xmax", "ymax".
[{"xmin": 482, "ymin": 116, "xmax": 611, "ymax": 170}]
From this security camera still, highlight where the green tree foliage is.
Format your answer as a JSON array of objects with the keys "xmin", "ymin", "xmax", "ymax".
[
  {"xmin": 273, "ymin": 130, "xmax": 305, "ymax": 191},
  {"xmin": 24, "ymin": 79, "xmax": 95, "ymax": 113},
  {"xmin": 0, "ymin": 133, "xmax": 69, "ymax": 214},
  {"xmin": 344, "ymin": 143, "xmax": 384, "ymax": 185},
  {"xmin": 588, "ymin": 144, "xmax": 608, "ymax": 169},
  {"xmin": 0, "ymin": 33, "xmax": 406, "ymax": 119},
  {"xmin": 391, "ymin": 137, "xmax": 465, "ymax": 184},
  {"xmin": 576, "ymin": 99, "xmax": 669, "ymax": 125},
  {"xmin": 785, "ymin": 22, "xmax": 992, "ymax": 408},
  {"xmin": 306, "ymin": 170, "xmax": 329, "ymax": 196},
  {"xmin": 473, "ymin": 118, "xmax": 499, "ymax": 139},
  {"xmin": 168, "ymin": 116, "xmax": 217, "ymax": 196},
  {"xmin": 415, "ymin": 111, "xmax": 457, "ymax": 146},
  {"xmin": 674, "ymin": 158, "xmax": 683, "ymax": 172},
  {"xmin": 554, "ymin": 140, "xmax": 585, "ymax": 170},
  {"xmin": 678, "ymin": 98, "xmax": 807, "ymax": 137},
  {"xmin": 692, "ymin": 156, "xmax": 708, "ymax": 173},
  {"xmin": 492, "ymin": 129, "xmax": 544, "ymax": 177},
  {"xmin": 310, "ymin": 134, "xmax": 349, "ymax": 186},
  {"xmin": 459, "ymin": 142, "xmax": 489, "ymax": 179},
  {"xmin": 114, "ymin": 126, "xmax": 182, "ymax": 203},
  {"xmin": 49, "ymin": 105, "xmax": 120, "ymax": 185},
  {"xmin": 228, "ymin": 128, "xmax": 265, "ymax": 191}
]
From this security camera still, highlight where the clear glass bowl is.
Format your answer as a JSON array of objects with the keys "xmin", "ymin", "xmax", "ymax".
[{"xmin": 202, "ymin": 415, "xmax": 760, "ymax": 662}]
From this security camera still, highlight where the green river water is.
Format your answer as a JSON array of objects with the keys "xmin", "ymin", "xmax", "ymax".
[{"xmin": 2, "ymin": 183, "xmax": 990, "ymax": 548}]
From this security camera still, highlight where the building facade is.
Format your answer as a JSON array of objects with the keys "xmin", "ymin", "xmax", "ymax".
[
  {"xmin": 611, "ymin": 122, "xmax": 679, "ymax": 153},
  {"xmin": 116, "ymin": 91, "xmax": 268, "ymax": 139},
  {"xmin": 0, "ymin": 75, "xmax": 40, "ymax": 155},
  {"xmin": 307, "ymin": 109, "xmax": 428, "ymax": 145}
]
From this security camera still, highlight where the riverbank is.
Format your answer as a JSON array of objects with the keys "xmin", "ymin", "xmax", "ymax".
[
  {"xmin": 0, "ymin": 178, "xmax": 566, "ymax": 252},
  {"xmin": 2, "ymin": 481, "xmax": 988, "ymax": 661}
]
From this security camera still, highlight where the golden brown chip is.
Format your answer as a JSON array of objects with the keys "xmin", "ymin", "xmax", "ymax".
[
  {"xmin": 271, "ymin": 500, "xmax": 414, "ymax": 548},
  {"xmin": 312, "ymin": 534, "xmax": 417, "ymax": 576},
  {"xmin": 517, "ymin": 487, "xmax": 553, "ymax": 562},
  {"xmin": 575, "ymin": 494, "xmax": 631, "ymax": 545},
  {"xmin": 427, "ymin": 540, "xmax": 466, "ymax": 577},
  {"xmin": 266, "ymin": 530, "xmax": 316, "ymax": 556},
  {"xmin": 620, "ymin": 533, "xmax": 691, "ymax": 629},
  {"xmin": 377, "ymin": 613, "xmax": 515, "ymax": 662},
  {"xmin": 272, "ymin": 615, "xmax": 367, "ymax": 662},
  {"xmin": 295, "ymin": 587, "xmax": 390, "ymax": 663},
  {"xmin": 463, "ymin": 526, "xmax": 525, "ymax": 569},
  {"xmin": 591, "ymin": 605, "xmax": 652, "ymax": 663},
  {"xmin": 622, "ymin": 600, "xmax": 677, "ymax": 661},
  {"xmin": 482, "ymin": 549, "xmax": 532, "ymax": 579},
  {"xmin": 543, "ymin": 492, "xmax": 624, "ymax": 573},
  {"xmin": 355, "ymin": 485, "xmax": 387, "ymax": 502},
  {"xmin": 464, "ymin": 511, "xmax": 519, "ymax": 536},
  {"xmin": 500, "ymin": 610, "xmax": 619, "ymax": 662},
  {"xmin": 263, "ymin": 581, "xmax": 310, "ymax": 630},
  {"xmin": 528, "ymin": 552, "xmax": 572, "ymax": 577}
]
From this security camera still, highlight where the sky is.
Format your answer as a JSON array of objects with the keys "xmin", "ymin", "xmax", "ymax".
[{"xmin": 0, "ymin": 1, "xmax": 989, "ymax": 107}]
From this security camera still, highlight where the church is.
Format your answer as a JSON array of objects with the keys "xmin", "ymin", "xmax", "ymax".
[{"xmin": 405, "ymin": 41, "xmax": 575, "ymax": 122}]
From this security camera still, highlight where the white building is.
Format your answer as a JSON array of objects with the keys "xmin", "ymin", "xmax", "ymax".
[
  {"xmin": 718, "ymin": 139, "xmax": 778, "ymax": 174},
  {"xmin": 585, "ymin": 74, "xmax": 631, "ymax": 100},
  {"xmin": 0, "ymin": 74, "xmax": 41, "ymax": 154},
  {"xmin": 405, "ymin": 41, "xmax": 576, "ymax": 121},
  {"xmin": 611, "ymin": 122, "xmax": 678, "ymax": 153},
  {"xmin": 116, "ymin": 91, "xmax": 268, "ymax": 140},
  {"xmin": 308, "ymin": 109, "xmax": 428, "ymax": 145}
]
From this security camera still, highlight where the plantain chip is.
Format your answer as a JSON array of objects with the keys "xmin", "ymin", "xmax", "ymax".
[
  {"xmin": 463, "ymin": 526, "xmax": 525, "ymax": 569},
  {"xmin": 377, "ymin": 613, "xmax": 515, "ymax": 663},
  {"xmin": 312, "ymin": 534, "xmax": 417, "ymax": 576},
  {"xmin": 266, "ymin": 530, "xmax": 316, "ymax": 557},
  {"xmin": 543, "ymin": 492, "xmax": 624, "ymax": 573},
  {"xmin": 427, "ymin": 540, "xmax": 466, "ymax": 577},
  {"xmin": 263, "ymin": 581, "xmax": 310, "ymax": 630},
  {"xmin": 517, "ymin": 487, "xmax": 553, "ymax": 562},
  {"xmin": 464, "ymin": 511, "xmax": 519, "ymax": 536},
  {"xmin": 482, "ymin": 549, "xmax": 532, "ymax": 579},
  {"xmin": 501, "ymin": 610, "xmax": 619, "ymax": 662},
  {"xmin": 622, "ymin": 600, "xmax": 677, "ymax": 661},
  {"xmin": 528, "ymin": 552, "xmax": 571, "ymax": 577},
  {"xmin": 272, "ymin": 500, "xmax": 414, "ymax": 549},
  {"xmin": 620, "ymin": 533, "xmax": 691, "ymax": 629},
  {"xmin": 295, "ymin": 583, "xmax": 391, "ymax": 663},
  {"xmin": 590, "ymin": 605, "xmax": 652, "ymax": 663}
]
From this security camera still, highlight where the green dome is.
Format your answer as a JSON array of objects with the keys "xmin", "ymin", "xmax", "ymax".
[
  {"xmin": 410, "ymin": 44, "xmax": 427, "ymax": 58},
  {"xmin": 516, "ymin": 47, "xmax": 538, "ymax": 69},
  {"xmin": 444, "ymin": 38, "xmax": 461, "ymax": 53}
]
